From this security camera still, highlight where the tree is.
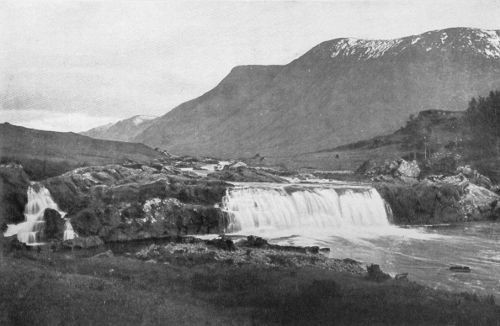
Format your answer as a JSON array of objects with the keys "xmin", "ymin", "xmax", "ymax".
[{"xmin": 465, "ymin": 90, "xmax": 500, "ymax": 156}]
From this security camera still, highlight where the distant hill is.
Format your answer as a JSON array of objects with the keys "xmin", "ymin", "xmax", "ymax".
[
  {"xmin": 133, "ymin": 27, "xmax": 500, "ymax": 165},
  {"xmin": 82, "ymin": 115, "xmax": 157, "ymax": 142},
  {"xmin": 287, "ymin": 110, "xmax": 467, "ymax": 171},
  {"xmin": 0, "ymin": 123, "xmax": 162, "ymax": 179}
]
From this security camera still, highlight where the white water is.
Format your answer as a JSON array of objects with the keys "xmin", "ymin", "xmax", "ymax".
[
  {"xmin": 4, "ymin": 183, "xmax": 76, "ymax": 245},
  {"xmin": 223, "ymin": 184, "xmax": 391, "ymax": 234},
  {"xmin": 221, "ymin": 183, "xmax": 500, "ymax": 298}
]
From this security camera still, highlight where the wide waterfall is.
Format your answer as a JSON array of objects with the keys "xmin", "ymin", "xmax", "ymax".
[
  {"xmin": 4, "ymin": 183, "xmax": 77, "ymax": 245},
  {"xmin": 222, "ymin": 184, "xmax": 391, "ymax": 233}
]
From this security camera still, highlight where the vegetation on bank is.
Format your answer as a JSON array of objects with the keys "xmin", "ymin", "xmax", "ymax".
[
  {"xmin": 466, "ymin": 90, "xmax": 500, "ymax": 156},
  {"xmin": 1, "ymin": 240, "xmax": 499, "ymax": 326}
]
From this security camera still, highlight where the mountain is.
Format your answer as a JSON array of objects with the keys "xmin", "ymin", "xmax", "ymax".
[
  {"xmin": 82, "ymin": 115, "xmax": 157, "ymax": 142},
  {"xmin": 134, "ymin": 27, "xmax": 500, "ymax": 166},
  {"xmin": 0, "ymin": 123, "xmax": 162, "ymax": 179}
]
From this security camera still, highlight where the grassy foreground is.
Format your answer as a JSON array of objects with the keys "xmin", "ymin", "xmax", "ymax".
[{"xmin": 0, "ymin": 243, "xmax": 499, "ymax": 326}]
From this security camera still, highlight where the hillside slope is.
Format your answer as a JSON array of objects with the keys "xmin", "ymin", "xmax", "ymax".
[
  {"xmin": 0, "ymin": 123, "xmax": 162, "ymax": 179},
  {"xmin": 82, "ymin": 115, "xmax": 157, "ymax": 142},
  {"xmin": 288, "ymin": 110, "xmax": 467, "ymax": 171},
  {"xmin": 135, "ymin": 27, "xmax": 500, "ymax": 162}
]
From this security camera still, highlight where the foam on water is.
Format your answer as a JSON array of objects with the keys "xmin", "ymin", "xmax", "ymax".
[
  {"xmin": 218, "ymin": 183, "xmax": 499, "ymax": 298},
  {"xmin": 222, "ymin": 183, "xmax": 441, "ymax": 241},
  {"xmin": 4, "ymin": 183, "xmax": 77, "ymax": 245}
]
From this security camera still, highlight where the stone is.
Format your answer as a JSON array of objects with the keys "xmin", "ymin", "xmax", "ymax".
[
  {"xmin": 245, "ymin": 235, "xmax": 269, "ymax": 248},
  {"xmin": 396, "ymin": 160, "xmax": 420, "ymax": 178},
  {"xmin": 457, "ymin": 165, "xmax": 474, "ymax": 177},
  {"xmin": 43, "ymin": 208, "xmax": 65, "ymax": 241},
  {"xmin": 449, "ymin": 265, "xmax": 471, "ymax": 273},
  {"xmin": 366, "ymin": 264, "xmax": 391, "ymax": 282},
  {"xmin": 207, "ymin": 236, "xmax": 236, "ymax": 251}
]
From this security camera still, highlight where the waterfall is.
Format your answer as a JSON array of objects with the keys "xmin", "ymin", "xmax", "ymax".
[
  {"xmin": 4, "ymin": 183, "xmax": 77, "ymax": 245},
  {"xmin": 222, "ymin": 184, "xmax": 390, "ymax": 233}
]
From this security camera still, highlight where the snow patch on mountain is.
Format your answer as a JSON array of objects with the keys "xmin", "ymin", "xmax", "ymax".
[
  {"xmin": 478, "ymin": 29, "xmax": 500, "ymax": 58},
  {"xmin": 329, "ymin": 28, "xmax": 500, "ymax": 60},
  {"xmin": 132, "ymin": 115, "xmax": 157, "ymax": 126},
  {"xmin": 330, "ymin": 38, "xmax": 403, "ymax": 59}
]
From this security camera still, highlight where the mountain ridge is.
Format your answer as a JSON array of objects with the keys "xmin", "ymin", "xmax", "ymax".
[
  {"xmin": 1, "ymin": 122, "xmax": 162, "ymax": 179},
  {"xmin": 82, "ymin": 115, "xmax": 157, "ymax": 142},
  {"xmin": 85, "ymin": 28, "xmax": 500, "ymax": 167}
]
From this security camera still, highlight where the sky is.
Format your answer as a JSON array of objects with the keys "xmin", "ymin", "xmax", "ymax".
[{"xmin": 1, "ymin": 0, "xmax": 500, "ymax": 132}]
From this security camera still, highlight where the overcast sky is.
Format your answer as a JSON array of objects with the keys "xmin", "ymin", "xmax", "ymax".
[{"xmin": 1, "ymin": 0, "xmax": 500, "ymax": 132}]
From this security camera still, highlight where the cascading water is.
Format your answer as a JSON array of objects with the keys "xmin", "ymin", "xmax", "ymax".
[
  {"xmin": 3, "ymin": 183, "xmax": 77, "ymax": 245},
  {"xmin": 222, "ymin": 184, "xmax": 390, "ymax": 234}
]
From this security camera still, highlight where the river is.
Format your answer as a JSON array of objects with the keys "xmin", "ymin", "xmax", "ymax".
[{"xmin": 223, "ymin": 182, "xmax": 500, "ymax": 299}]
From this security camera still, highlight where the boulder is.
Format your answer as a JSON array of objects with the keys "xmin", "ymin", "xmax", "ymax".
[
  {"xmin": 459, "ymin": 183, "xmax": 499, "ymax": 220},
  {"xmin": 366, "ymin": 264, "xmax": 391, "ymax": 282},
  {"xmin": 207, "ymin": 236, "xmax": 236, "ymax": 251},
  {"xmin": 375, "ymin": 181, "xmax": 465, "ymax": 224},
  {"xmin": 456, "ymin": 165, "xmax": 493, "ymax": 189},
  {"xmin": 376, "ymin": 175, "xmax": 499, "ymax": 224},
  {"xmin": 244, "ymin": 235, "xmax": 269, "ymax": 248},
  {"xmin": 357, "ymin": 159, "xmax": 420, "ymax": 181},
  {"xmin": 43, "ymin": 208, "xmax": 65, "ymax": 240},
  {"xmin": 396, "ymin": 160, "xmax": 420, "ymax": 178}
]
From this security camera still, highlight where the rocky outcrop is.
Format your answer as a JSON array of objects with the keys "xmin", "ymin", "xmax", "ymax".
[
  {"xmin": 42, "ymin": 165, "xmax": 231, "ymax": 242},
  {"xmin": 358, "ymin": 159, "xmax": 421, "ymax": 181},
  {"xmin": 208, "ymin": 166, "xmax": 287, "ymax": 183},
  {"xmin": 0, "ymin": 164, "xmax": 30, "ymax": 227},
  {"xmin": 43, "ymin": 208, "xmax": 65, "ymax": 241},
  {"xmin": 376, "ymin": 175, "xmax": 500, "ymax": 224}
]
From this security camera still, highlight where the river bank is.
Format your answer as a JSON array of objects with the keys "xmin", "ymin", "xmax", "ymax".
[
  {"xmin": 1, "ymin": 236, "xmax": 499, "ymax": 326},
  {"xmin": 1, "ymin": 159, "xmax": 500, "ymax": 325}
]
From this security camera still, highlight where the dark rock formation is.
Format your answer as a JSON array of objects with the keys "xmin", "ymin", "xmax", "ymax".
[
  {"xmin": 366, "ymin": 264, "xmax": 391, "ymax": 282},
  {"xmin": 42, "ymin": 165, "xmax": 231, "ymax": 242},
  {"xmin": 376, "ymin": 181, "xmax": 464, "ymax": 224},
  {"xmin": 0, "ymin": 164, "xmax": 30, "ymax": 227},
  {"xmin": 207, "ymin": 236, "xmax": 236, "ymax": 251},
  {"xmin": 42, "ymin": 208, "xmax": 65, "ymax": 241},
  {"xmin": 376, "ymin": 173, "xmax": 499, "ymax": 224}
]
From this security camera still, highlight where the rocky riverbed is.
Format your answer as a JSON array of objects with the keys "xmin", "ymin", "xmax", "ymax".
[{"xmin": 1, "ymin": 157, "xmax": 500, "ymax": 325}]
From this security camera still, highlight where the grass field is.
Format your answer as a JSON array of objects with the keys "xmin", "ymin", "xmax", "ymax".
[{"xmin": 1, "ymin": 245, "xmax": 499, "ymax": 326}]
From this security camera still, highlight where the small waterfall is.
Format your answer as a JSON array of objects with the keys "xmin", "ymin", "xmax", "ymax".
[
  {"xmin": 4, "ymin": 183, "xmax": 77, "ymax": 245},
  {"xmin": 222, "ymin": 184, "xmax": 391, "ymax": 233}
]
